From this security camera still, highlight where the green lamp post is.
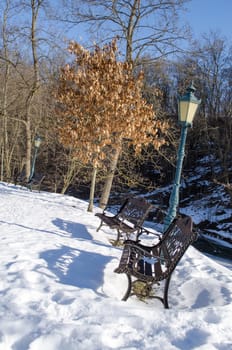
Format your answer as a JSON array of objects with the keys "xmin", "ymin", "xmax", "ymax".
[
  {"xmin": 163, "ymin": 83, "xmax": 201, "ymax": 231},
  {"xmin": 29, "ymin": 135, "xmax": 42, "ymax": 182}
]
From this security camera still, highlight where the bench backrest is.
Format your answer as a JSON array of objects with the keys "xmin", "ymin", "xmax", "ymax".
[
  {"xmin": 114, "ymin": 216, "xmax": 197, "ymax": 283},
  {"xmin": 160, "ymin": 216, "xmax": 196, "ymax": 274},
  {"xmin": 116, "ymin": 197, "xmax": 153, "ymax": 228}
]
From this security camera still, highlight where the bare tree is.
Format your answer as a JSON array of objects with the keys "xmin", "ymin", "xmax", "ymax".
[
  {"xmin": 56, "ymin": 0, "xmax": 190, "ymax": 65},
  {"xmin": 0, "ymin": 0, "xmax": 43, "ymax": 180},
  {"xmin": 173, "ymin": 33, "xmax": 232, "ymax": 185},
  {"xmin": 0, "ymin": 0, "xmax": 24, "ymax": 179},
  {"xmin": 0, "ymin": 0, "xmax": 68, "ymax": 183}
]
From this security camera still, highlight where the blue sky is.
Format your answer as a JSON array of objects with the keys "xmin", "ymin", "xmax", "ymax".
[
  {"xmin": 185, "ymin": 0, "xmax": 232, "ymax": 40},
  {"xmin": 66, "ymin": 0, "xmax": 232, "ymax": 50}
]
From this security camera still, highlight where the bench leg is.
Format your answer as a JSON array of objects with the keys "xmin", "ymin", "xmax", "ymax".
[
  {"xmin": 116, "ymin": 229, "xmax": 122, "ymax": 242},
  {"xmin": 163, "ymin": 275, "xmax": 171, "ymax": 309},
  {"xmin": 96, "ymin": 221, "xmax": 103, "ymax": 232},
  {"xmin": 121, "ymin": 275, "xmax": 171, "ymax": 308},
  {"xmin": 122, "ymin": 274, "xmax": 132, "ymax": 301},
  {"xmin": 140, "ymin": 279, "xmax": 170, "ymax": 308},
  {"xmin": 26, "ymin": 183, "xmax": 33, "ymax": 191}
]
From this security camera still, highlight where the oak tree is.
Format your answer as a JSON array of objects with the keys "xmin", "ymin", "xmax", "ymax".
[{"xmin": 55, "ymin": 39, "xmax": 168, "ymax": 210}]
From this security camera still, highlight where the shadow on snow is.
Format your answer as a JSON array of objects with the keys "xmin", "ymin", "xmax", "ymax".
[{"xmin": 40, "ymin": 221, "xmax": 113, "ymax": 293}]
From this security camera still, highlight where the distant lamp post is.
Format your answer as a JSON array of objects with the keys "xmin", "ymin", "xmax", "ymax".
[
  {"xmin": 163, "ymin": 83, "xmax": 201, "ymax": 231},
  {"xmin": 29, "ymin": 135, "xmax": 42, "ymax": 182}
]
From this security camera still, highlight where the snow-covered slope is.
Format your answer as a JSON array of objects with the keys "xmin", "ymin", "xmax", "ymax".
[{"xmin": 0, "ymin": 182, "xmax": 231, "ymax": 349}]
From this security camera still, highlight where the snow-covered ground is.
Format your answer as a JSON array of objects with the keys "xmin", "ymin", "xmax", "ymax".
[{"xmin": 0, "ymin": 182, "xmax": 231, "ymax": 350}]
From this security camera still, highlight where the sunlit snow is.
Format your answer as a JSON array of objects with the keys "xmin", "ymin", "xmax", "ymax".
[{"xmin": 0, "ymin": 182, "xmax": 231, "ymax": 350}]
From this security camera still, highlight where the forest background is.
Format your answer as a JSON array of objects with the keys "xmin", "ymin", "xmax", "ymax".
[{"xmin": 0, "ymin": 0, "xmax": 231, "ymax": 219}]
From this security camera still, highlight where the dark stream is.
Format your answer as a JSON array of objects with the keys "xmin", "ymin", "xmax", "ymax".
[{"xmin": 193, "ymin": 238, "xmax": 232, "ymax": 269}]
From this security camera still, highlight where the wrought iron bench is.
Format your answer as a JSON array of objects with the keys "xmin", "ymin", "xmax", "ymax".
[
  {"xmin": 14, "ymin": 170, "xmax": 45, "ymax": 192},
  {"xmin": 114, "ymin": 216, "xmax": 197, "ymax": 308},
  {"xmin": 26, "ymin": 174, "xmax": 45, "ymax": 192},
  {"xmin": 95, "ymin": 197, "xmax": 153, "ymax": 242}
]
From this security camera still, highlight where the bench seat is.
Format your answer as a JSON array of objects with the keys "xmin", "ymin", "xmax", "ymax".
[{"xmin": 95, "ymin": 197, "xmax": 153, "ymax": 242}]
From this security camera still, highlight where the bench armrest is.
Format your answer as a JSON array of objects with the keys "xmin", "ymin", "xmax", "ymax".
[
  {"xmin": 135, "ymin": 226, "xmax": 162, "ymax": 243},
  {"xmin": 140, "ymin": 226, "xmax": 162, "ymax": 238},
  {"xmin": 123, "ymin": 240, "xmax": 167, "ymax": 263}
]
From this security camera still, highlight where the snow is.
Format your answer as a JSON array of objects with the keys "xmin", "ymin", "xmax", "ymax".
[{"xmin": 0, "ymin": 182, "xmax": 231, "ymax": 350}]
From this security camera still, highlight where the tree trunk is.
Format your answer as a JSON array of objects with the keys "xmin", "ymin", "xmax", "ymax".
[
  {"xmin": 1, "ymin": 1, "xmax": 12, "ymax": 180},
  {"xmin": 25, "ymin": 0, "xmax": 41, "ymax": 180},
  {"xmin": 61, "ymin": 154, "xmax": 81, "ymax": 194},
  {"xmin": 99, "ymin": 145, "xmax": 121, "ymax": 209},
  {"xmin": 88, "ymin": 166, "xmax": 97, "ymax": 212}
]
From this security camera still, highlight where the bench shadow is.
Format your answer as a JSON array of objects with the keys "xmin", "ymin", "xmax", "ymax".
[
  {"xmin": 40, "ymin": 220, "xmax": 113, "ymax": 292},
  {"xmin": 0, "ymin": 218, "xmax": 93, "ymax": 241},
  {"xmin": 52, "ymin": 218, "xmax": 93, "ymax": 240},
  {"xmin": 40, "ymin": 244, "xmax": 112, "ymax": 291}
]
